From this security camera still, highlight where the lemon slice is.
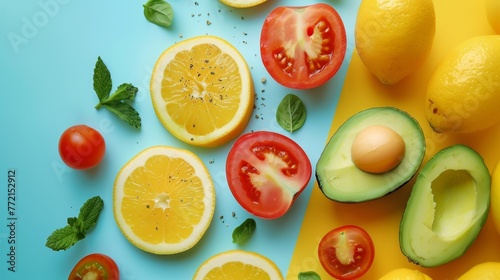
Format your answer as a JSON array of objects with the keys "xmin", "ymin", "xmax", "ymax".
[
  {"xmin": 219, "ymin": 0, "xmax": 267, "ymax": 8},
  {"xmin": 193, "ymin": 250, "xmax": 284, "ymax": 280},
  {"xmin": 113, "ymin": 146, "xmax": 215, "ymax": 254},
  {"xmin": 150, "ymin": 35, "xmax": 254, "ymax": 148}
]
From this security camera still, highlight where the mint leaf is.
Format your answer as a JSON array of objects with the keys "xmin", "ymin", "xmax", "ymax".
[
  {"xmin": 45, "ymin": 196, "xmax": 104, "ymax": 251},
  {"xmin": 93, "ymin": 56, "xmax": 112, "ymax": 102},
  {"xmin": 298, "ymin": 271, "xmax": 321, "ymax": 280},
  {"xmin": 67, "ymin": 217, "xmax": 78, "ymax": 227},
  {"xmin": 77, "ymin": 196, "xmax": 104, "ymax": 231},
  {"xmin": 276, "ymin": 94, "xmax": 307, "ymax": 133},
  {"xmin": 232, "ymin": 218, "xmax": 256, "ymax": 244},
  {"xmin": 104, "ymin": 83, "xmax": 138, "ymax": 102},
  {"xmin": 45, "ymin": 225, "xmax": 82, "ymax": 251},
  {"xmin": 103, "ymin": 101, "xmax": 141, "ymax": 128},
  {"xmin": 92, "ymin": 57, "xmax": 141, "ymax": 128},
  {"xmin": 143, "ymin": 0, "xmax": 174, "ymax": 27}
]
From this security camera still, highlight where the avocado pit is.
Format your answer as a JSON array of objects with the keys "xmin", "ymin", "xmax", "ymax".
[{"xmin": 351, "ymin": 125, "xmax": 406, "ymax": 174}]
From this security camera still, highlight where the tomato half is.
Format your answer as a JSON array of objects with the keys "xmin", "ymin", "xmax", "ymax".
[
  {"xmin": 226, "ymin": 131, "xmax": 312, "ymax": 219},
  {"xmin": 59, "ymin": 125, "xmax": 106, "ymax": 170},
  {"xmin": 68, "ymin": 253, "xmax": 119, "ymax": 280},
  {"xmin": 318, "ymin": 225, "xmax": 375, "ymax": 279},
  {"xmin": 260, "ymin": 3, "xmax": 347, "ymax": 89}
]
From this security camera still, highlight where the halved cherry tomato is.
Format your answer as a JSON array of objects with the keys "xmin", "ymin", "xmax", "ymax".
[
  {"xmin": 260, "ymin": 3, "xmax": 347, "ymax": 89},
  {"xmin": 318, "ymin": 225, "xmax": 375, "ymax": 279},
  {"xmin": 226, "ymin": 131, "xmax": 312, "ymax": 219},
  {"xmin": 59, "ymin": 125, "xmax": 106, "ymax": 170},
  {"xmin": 68, "ymin": 253, "xmax": 119, "ymax": 280}
]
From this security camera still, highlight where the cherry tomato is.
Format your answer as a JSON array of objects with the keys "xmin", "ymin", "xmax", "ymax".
[
  {"xmin": 226, "ymin": 131, "xmax": 312, "ymax": 219},
  {"xmin": 318, "ymin": 225, "xmax": 375, "ymax": 279},
  {"xmin": 58, "ymin": 125, "xmax": 106, "ymax": 170},
  {"xmin": 68, "ymin": 253, "xmax": 119, "ymax": 280},
  {"xmin": 260, "ymin": 3, "xmax": 347, "ymax": 89}
]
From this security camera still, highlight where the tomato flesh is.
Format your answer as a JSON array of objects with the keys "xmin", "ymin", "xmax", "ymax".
[
  {"xmin": 318, "ymin": 225, "xmax": 374, "ymax": 279},
  {"xmin": 69, "ymin": 253, "xmax": 119, "ymax": 280},
  {"xmin": 260, "ymin": 3, "xmax": 347, "ymax": 89},
  {"xmin": 226, "ymin": 131, "xmax": 312, "ymax": 219},
  {"xmin": 59, "ymin": 125, "xmax": 106, "ymax": 170}
]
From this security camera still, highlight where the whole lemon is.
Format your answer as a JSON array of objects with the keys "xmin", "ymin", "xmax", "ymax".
[
  {"xmin": 491, "ymin": 161, "xmax": 500, "ymax": 235},
  {"xmin": 457, "ymin": 262, "xmax": 500, "ymax": 279},
  {"xmin": 425, "ymin": 35, "xmax": 500, "ymax": 133},
  {"xmin": 354, "ymin": 0, "xmax": 435, "ymax": 85},
  {"xmin": 486, "ymin": 0, "xmax": 500, "ymax": 34},
  {"xmin": 378, "ymin": 268, "xmax": 432, "ymax": 280}
]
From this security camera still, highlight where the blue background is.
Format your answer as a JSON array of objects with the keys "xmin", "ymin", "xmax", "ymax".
[{"xmin": 0, "ymin": 0, "xmax": 360, "ymax": 279}]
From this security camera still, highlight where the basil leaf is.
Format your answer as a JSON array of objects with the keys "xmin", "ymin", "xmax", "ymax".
[
  {"xmin": 276, "ymin": 94, "xmax": 307, "ymax": 133},
  {"xmin": 143, "ymin": 0, "xmax": 174, "ymax": 27},
  {"xmin": 232, "ymin": 218, "xmax": 256, "ymax": 244},
  {"xmin": 298, "ymin": 271, "xmax": 321, "ymax": 280}
]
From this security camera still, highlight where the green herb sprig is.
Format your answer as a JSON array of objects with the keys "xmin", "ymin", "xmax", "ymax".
[
  {"xmin": 93, "ymin": 56, "xmax": 141, "ymax": 128},
  {"xmin": 143, "ymin": 0, "xmax": 174, "ymax": 27},
  {"xmin": 232, "ymin": 218, "xmax": 256, "ymax": 244},
  {"xmin": 276, "ymin": 93, "xmax": 307, "ymax": 133},
  {"xmin": 45, "ymin": 196, "xmax": 104, "ymax": 251}
]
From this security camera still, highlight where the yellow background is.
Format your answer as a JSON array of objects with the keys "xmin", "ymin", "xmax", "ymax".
[{"xmin": 287, "ymin": 0, "xmax": 500, "ymax": 279}]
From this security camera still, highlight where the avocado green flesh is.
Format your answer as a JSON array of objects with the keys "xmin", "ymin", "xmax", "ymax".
[
  {"xmin": 399, "ymin": 144, "xmax": 490, "ymax": 267},
  {"xmin": 316, "ymin": 107, "xmax": 425, "ymax": 202}
]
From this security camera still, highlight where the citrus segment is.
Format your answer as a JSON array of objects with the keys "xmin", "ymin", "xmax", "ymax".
[
  {"xmin": 193, "ymin": 250, "xmax": 284, "ymax": 280},
  {"xmin": 150, "ymin": 35, "xmax": 254, "ymax": 147},
  {"xmin": 113, "ymin": 146, "xmax": 215, "ymax": 254},
  {"xmin": 219, "ymin": 0, "xmax": 267, "ymax": 8}
]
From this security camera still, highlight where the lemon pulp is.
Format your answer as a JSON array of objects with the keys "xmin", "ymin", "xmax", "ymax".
[
  {"xmin": 150, "ymin": 35, "xmax": 254, "ymax": 147},
  {"xmin": 113, "ymin": 146, "xmax": 215, "ymax": 254}
]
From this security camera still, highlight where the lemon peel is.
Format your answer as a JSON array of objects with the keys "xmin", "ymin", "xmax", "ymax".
[
  {"xmin": 193, "ymin": 250, "xmax": 284, "ymax": 280},
  {"xmin": 457, "ymin": 262, "xmax": 500, "ymax": 280},
  {"xmin": 355, "ymin": 0, "xmax": 436, "ymax": 85},
  {"xmin": 425, "ymin": 35, "xmax": 500, "ymax": 133},
  {"xmin": 219, "ymin": 0, "xmax": 267, "ymax": 8},
  {"xmin": 378, "ymin": 268, "xmax": 433, "ymax": 280},
  {"xmin": 486, "ymin": 0, "xmax": 500, "ymax": 34}
]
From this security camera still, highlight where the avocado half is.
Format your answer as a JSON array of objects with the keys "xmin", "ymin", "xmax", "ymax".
[
  {"xmin": 399, "ymin": 144, "xmax": 491, "ymax": 267},
  {"xmin": 316, "ymin": 107, "xmax": 426, "ymax": 202}
]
